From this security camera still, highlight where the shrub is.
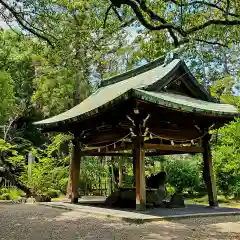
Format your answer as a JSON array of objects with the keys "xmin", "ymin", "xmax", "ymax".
[
  {"xmin": 165, "ymin": 156, "xmax": 203, "ymax": 193},
  {"xmin": 0, "ymin": 188, "xmax": 8, "ymax": 194},
  {"xmin": 0, "ymin": 188, "xmax": 24, "ymax": 200},
  {"xmin": 0, "ymin": 193, "xmax": 11, "ymax": 200},
  {"xmin": 166, "ymin": 184, "xmax": 175, "ymax": 196},
  {"xmin": 45, "ymin": 189, "xmax": 61, "ymax": 198}
]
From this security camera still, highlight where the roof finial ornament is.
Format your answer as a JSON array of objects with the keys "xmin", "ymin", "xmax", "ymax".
[
  {"xmin": 164, "ymin": 51, "xmax": 174, "ymax": 66},
  {"xmin": 163, "ymin": 45, "xmax": 186, "ymax": 66}
]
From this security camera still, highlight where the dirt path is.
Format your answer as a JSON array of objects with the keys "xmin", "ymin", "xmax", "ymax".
[{"xmin": 0, "ymin": 204, "xmax": 240, "ymax": 240}]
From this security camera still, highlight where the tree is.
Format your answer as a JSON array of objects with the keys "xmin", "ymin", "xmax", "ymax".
[
  {"xmin": 0, "ymin": 30, "xmax": 45, "ymax": 147},
  {"xmin": 108, "ymin": 0, "xmax": 240, "ymax": 47},
  {"xmin": 30, "ymin": 0, "xmax": 129, "ymax": 117},
  {"xmin": 0, "ymin": 71, "xmax": 15, "ymax": 124},
  {"xmin": 1, "ymin": 1, "xmax": 240, "ymax": 49}
]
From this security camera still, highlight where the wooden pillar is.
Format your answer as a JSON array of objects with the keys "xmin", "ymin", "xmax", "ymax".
[
  {"xmin": 118, "ymin": 157, "xmax": 124, "ymax": 187},
  {"xmin": 134, "ymin": 136, "xmax": 146, "ymax": 211},
  {"xmin": 202, "ymin": 134, "xmax": 218, "ymax": 207},
  {"xmin": 111, "ymin": 161, "xmax": 115, "ymax": 193},
  {"xmin": 69, "ymin": 138, "xmax": 81, "ymax": 203},
  {"xmin": 132, "ymin": 149, "xmax": 136, "ymax": 186}
]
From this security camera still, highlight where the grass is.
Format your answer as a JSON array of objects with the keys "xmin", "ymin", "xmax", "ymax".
[
  {"xmin": 52, "ymin": 194, "xmax": 67, "ymax": 201},
  {"xmin": 185, "ymin": 195, "xmax": 240, "ymax": 208}
]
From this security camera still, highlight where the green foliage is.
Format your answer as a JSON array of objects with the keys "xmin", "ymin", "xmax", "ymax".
[
  {"xmin": 20, "ymin": 134, "xmax": 71, "ymax": 195},
  {"xmin": 0, "ymin": 71, "xmax": 15, "ymax": 123},
  {"xmin": 165, "ymin": 155, "xmax": 203, "ymax": 193},
  {"xmin": 0, "ymin": 188, "xmax": 24, "ymax": 200},
  {"xmin": 45, "ymin": 189, "xmax": 61, "ymax": 198},
  {"xmin": 0, "ymin": 0, "xmax": 239, "ymax": 199},
  {"xmin": 166, "ymin": 184, "xmax": 175, "ymax": 196},
  {"xmin": 0, "ymin": 138, "xmax": 26, "ymax": 180},
  {"xmin": 0, "ymin": 193, "xmax": 11, "ymax": 200},
  {"xmin": 213, "ymin": 120, "xmax": 240, "ymax": 197},
  {"xmin": 80, "ymin": 157, "xmax": 109, "ymax": 189}
]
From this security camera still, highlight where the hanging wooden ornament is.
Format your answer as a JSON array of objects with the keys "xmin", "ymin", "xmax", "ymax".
[{"xmin": 134, "ymin": 108, "xmax": 140, "ymax": 114}]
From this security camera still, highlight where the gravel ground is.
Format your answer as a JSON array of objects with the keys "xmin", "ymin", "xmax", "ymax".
[{"xmin": 0, "ymin": 203, "xmax": 240, "ymax": 240}]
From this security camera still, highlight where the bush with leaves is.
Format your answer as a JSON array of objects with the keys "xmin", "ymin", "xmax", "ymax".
[
  {"xmin": 0, "ymin": 187, "xmax": 24, "ymax": 200},
  {"xmin": 213, "ymin": 119, "xmax": 240, "ymax": 198},
  {"xmin": 165, "ymin": 155, "xmax": 204, "ymax": 194},
  {"xmin": 0, "ymin": 138, "xmax": 32, "ymax": 195},
  {"xmin": 20, "ymin": 134, "xmax": 72, "ymax": 197}
]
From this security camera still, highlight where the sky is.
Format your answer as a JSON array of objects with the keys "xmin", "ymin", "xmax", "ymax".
[{"xmin": 0, "ymin": 20, "xmax": 9, "ymax": 29}]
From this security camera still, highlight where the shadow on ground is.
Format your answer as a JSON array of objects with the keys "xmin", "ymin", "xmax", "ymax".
[{"xmin": 0, "ymin": 203, "xmax": 240, "ymax": 240}]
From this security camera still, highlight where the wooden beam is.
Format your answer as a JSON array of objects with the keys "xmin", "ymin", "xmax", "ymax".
[
  {"xmin": 134, "ymin": 136, "xmax": 146, "ymax": 211},
  {"xmin": 144, "ymin": 143, "xmax": 203, "ymax": 153},
  {"xmin": 81, "ymin": 143, "xmax": 203, "ymax": 156},
  {"xmin": 84, "ymin": 128, "xmax": 202, "ymax": 145},
  {"xmin": 82, "ymin": 132, "xmax": 127, "ymax": 146},
  {"xmin": 202, "ymin": 134, "xmax": 218, "ymax": 207},
  {"xmin": 149, "ymin": 128, "xmax": 202, "ymax": 141},
  {"xmin": 146, "ymin": 151, "xmax": 193, "ymax": 156},
  {"xmin": 80, "ymin": 152, "xmax": 132, "ymax": 157}
]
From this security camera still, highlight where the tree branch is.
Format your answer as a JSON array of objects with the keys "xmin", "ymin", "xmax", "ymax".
[
  {"xmin": 104, "ymin": 4, "xmax": 113, "ymax": 28},
  {"xmin": 167, "ymin": 0, "xmax": 240, "ymax": 18},
  {"xmin": 138, "ymin": 0, "xmax": 180, "ymax": 47},
  {"xmin": 225, "ymin": 0, "xmax": 230, "ymax": 19},
  {"xmin": 180, "ymin": 38, "xmax": 229, "ymax": 48},
  {"xmin": 109, "ymin": 0, "xmax": 180, "ymax": 46},
  {"xmin": 112, "ymin": 0, "xmax": 240, "ymax": 43},
  {"xmin": 114, "ymin": 0, "xmax": 183, "ymax": 35},
  {"xmin": 0, "ymin": 0, "xmax": 54, "ymax": 47},
  {"xmin": 112, "ymin": 7, "xmax": 123, "ymax": 22},
  {"xmin": 185, "ymin": 19, "xmax": 240, "ymax": 36},
  {"xmin": 3, "ymin": 116, "xmax": 17, "ymax": 141}
]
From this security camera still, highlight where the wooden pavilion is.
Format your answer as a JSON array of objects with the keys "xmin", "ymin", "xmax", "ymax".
[{"xmin": 34, "ymin": 57, "xmax": 239, "ymax": 211}]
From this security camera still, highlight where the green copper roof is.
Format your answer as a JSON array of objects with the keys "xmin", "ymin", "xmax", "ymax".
[
  {"xmin": 133, "ymin": 89, "xmax": 238, "ymax": 116},
  {"xmin": 33, "ymin": 59, "xmax": 239, "ymax": 128},
  {"xmin": 34, "ymin": 59, "xmax": 181, "ymax": 126}
]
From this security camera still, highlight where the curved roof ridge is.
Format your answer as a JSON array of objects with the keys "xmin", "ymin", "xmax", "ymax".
[{"xmin": 100, "ymin": 55, "xmax": 166, "ymax": 87}]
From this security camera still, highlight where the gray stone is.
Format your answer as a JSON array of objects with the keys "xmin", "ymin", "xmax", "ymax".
[
  {"xmin": 105, "ymin": 188, "xmax": 167, "ymax": 208},
  {"xmin": 26, "ymin": 197, "xmax": 36, "ymax": 204},
  {"xmin": 35, "ymin": 195, "xmax": 51, "ymax": 202},
  {"xmin": 167, "ymin": 193, "xmax": 185, "ymax": 208}
]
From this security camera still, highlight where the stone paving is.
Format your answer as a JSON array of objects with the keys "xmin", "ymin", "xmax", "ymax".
[
  {"xmin": 40, "ymin": 199, "xmax": 240, "ymax": 223},
  {"xmin": 1, "ymin": 203, "xmax": 240, "ymax": 240}
]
